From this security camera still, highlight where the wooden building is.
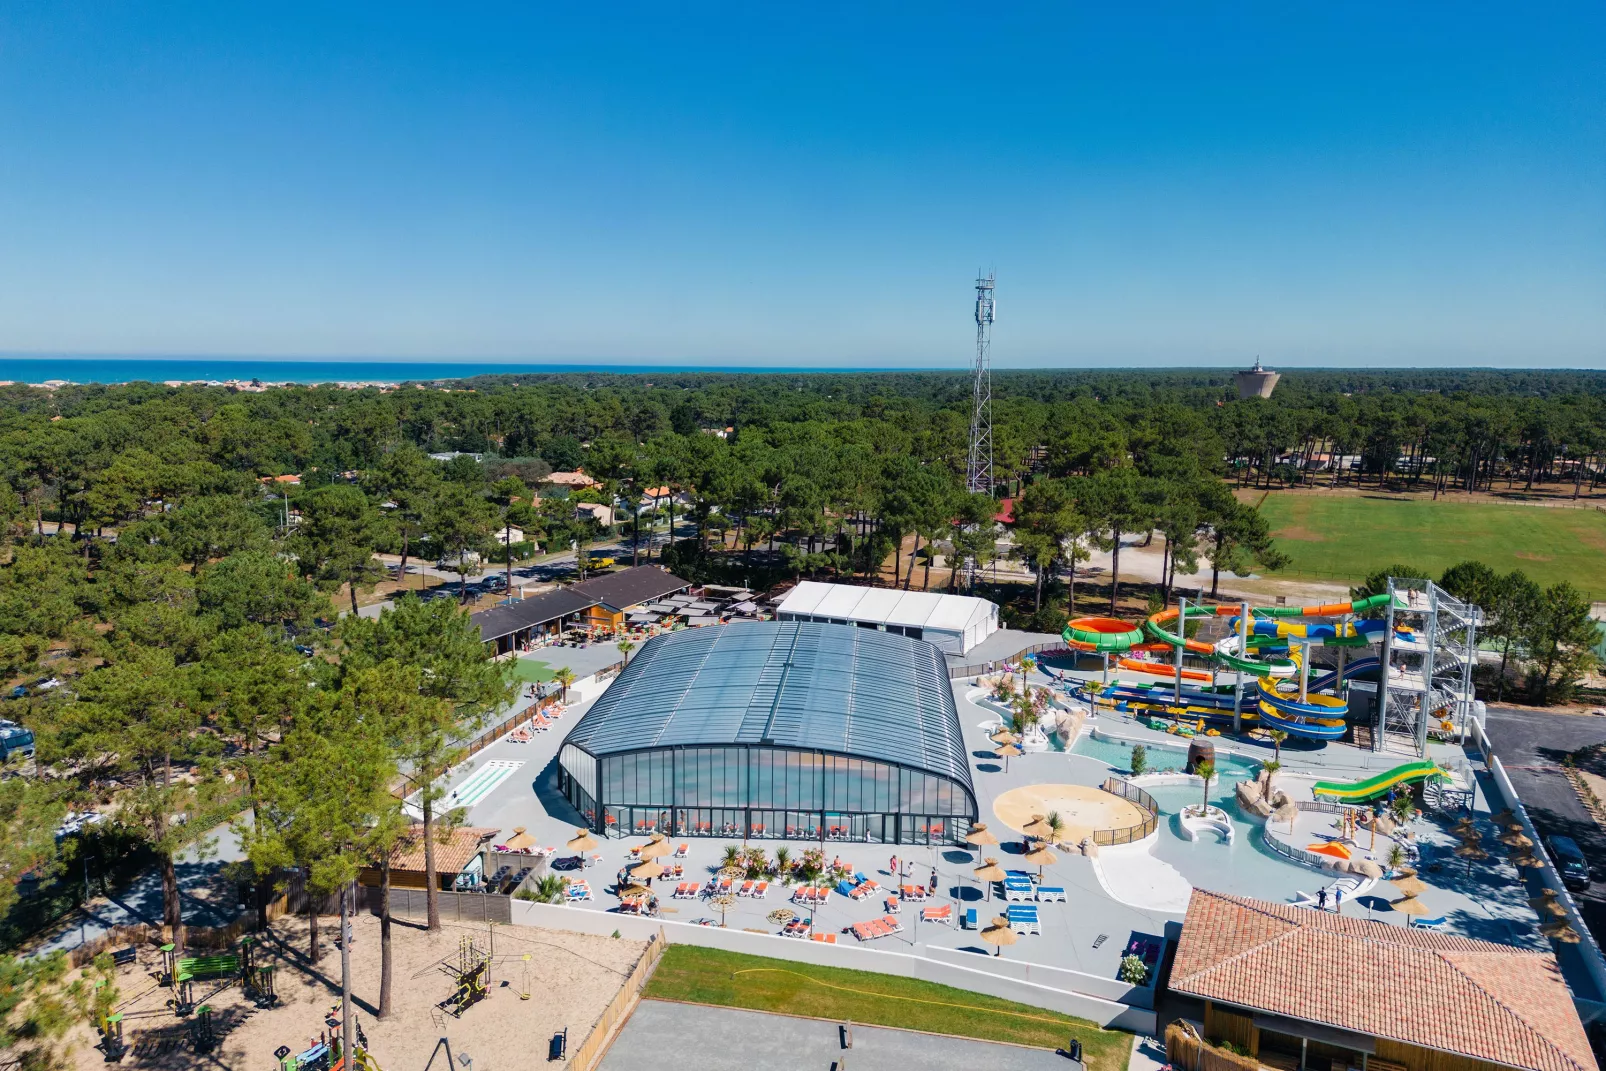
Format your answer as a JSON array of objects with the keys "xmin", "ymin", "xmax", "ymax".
[
  {"xmin": 1168, "ymin": 890, "xmax": 1596, "ymax": 1071},
  {"xmin": 359, "ymin": 825, "xmax": 498, "ymax": 891}
]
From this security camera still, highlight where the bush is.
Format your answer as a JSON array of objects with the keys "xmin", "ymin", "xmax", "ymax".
[
  {"xmin": 1118, "ymin": 954, "xmax": 1150, "ymax": 985},
  {"xmin": 1129, "ymin": 745, "xmax": 1148, "ymax": 777}
]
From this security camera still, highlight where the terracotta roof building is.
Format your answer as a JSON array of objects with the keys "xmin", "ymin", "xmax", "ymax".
[
  {"xmin": 546, "ymin": 470, "xmax": 599, "ymax": 488},
  {"xmin": 1168, "ymin": 890, "xmax": 1597, "ymax": 1071},
  {"xmin": 359, "ymin": 825, "xmax": 498, "ymax": 890}
]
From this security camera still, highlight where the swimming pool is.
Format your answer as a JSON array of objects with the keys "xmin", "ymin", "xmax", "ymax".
[{"xmin": 1071, "ymin": 732, "xmax": 1327, "ymax": 902}]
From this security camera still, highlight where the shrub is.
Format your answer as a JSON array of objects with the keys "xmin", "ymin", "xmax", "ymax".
[
  {"xmin": 1118, "ymin": 954, "xmax": 1150, "ymax": 985},
  {"xmin": 1129, "ymin": 745, "xmax": 1148, "ymax": 777}
]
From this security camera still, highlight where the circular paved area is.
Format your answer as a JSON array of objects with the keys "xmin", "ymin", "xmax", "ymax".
[{"xmin": 993, "ymin": 783, "xmax": 1147, "ymax": 842}]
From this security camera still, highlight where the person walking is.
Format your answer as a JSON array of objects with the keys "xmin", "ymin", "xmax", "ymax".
[
  {"xmin": 890, "ymin": 854, "xmax": 899, "ymax": 878},
  {"xmin": 929, "ymin": 868, "xmax": 938, "ymax": 896},
  {"xmin": 1317, "ymin": 887, "xmax": 1327, "ymax": 911},
  {"xmin": 1333, "ymin": 887, "xmax": 1343, "ymax": 913}
]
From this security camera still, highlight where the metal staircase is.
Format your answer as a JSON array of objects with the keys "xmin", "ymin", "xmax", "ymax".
[{"xmin": 1375, "ymin": 578, "xmax": 1480, "ymax": 756}]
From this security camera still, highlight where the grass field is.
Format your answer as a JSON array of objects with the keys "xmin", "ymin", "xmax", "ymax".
[
  {"xmin": 1257, "ymin": 492, "xmax": 1606, "ymax": 597},
  {"xmin": 510, "ymin": 658, "xmax": 554, "ymax": 683},
  {"xmin": 643, "ymin": 945, "xmax": 1132, "ymax": 1071}
]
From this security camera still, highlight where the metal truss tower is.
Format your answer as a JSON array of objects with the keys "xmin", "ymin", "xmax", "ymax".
[
  {"xmin": 965, "ymin": 273, "xmax": 996, "ymax": 497},
  {"xmin": 1374, "ymin": 578, "xmax": 1481, "ymax": 757}
]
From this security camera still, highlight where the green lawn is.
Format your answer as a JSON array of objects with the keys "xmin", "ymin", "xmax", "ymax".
[
  {"xmin": 1257, "ymin": 493, "xmax": 1606, "ymax": 597},
  {"xmin": 510, "ymin": 658, "xmax": 554, "ymax": 683},
  {"xmin": 643, "ymin": 945, "xmax": 1132, "ymax": 1071}
]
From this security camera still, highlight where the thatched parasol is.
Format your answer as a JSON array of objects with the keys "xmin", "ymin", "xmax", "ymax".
[
  {"xmin": 1542, "ymin": 918, "xmax": 1581, "ymax": 943},
  {"xmin": 630, "ymin": 860, "xmax": 667, "ymax": 880},
  {"xmin": 1022, "ymin": 815, "xmax": 1054, "ymax": 841},
  {"xmin": 617, "ymin": 882, "xmax": 652, "ymax": 898},
  {"xmin": 639, "ymin": 834, "xmax": 673, "ymax": 860},
  {"xmin": 1509, "ymin": 853, "xmax": 1543, "ymax": 870},
  {"xmin": 1454, "ymin": 843, "xmax": 1489, "ymax": 861},
  {"xmin": 707, "ymin": 892, "xmax": 737, "ymax": 926},
  {"xmin": 1022, "ymin": 843, "xmax": 1058, "ymax": 878},
  {"xmin": 994, "ymin": 743, "xmax": 1023, "ymax": 758},
  {"xmin": 767, "ymin": 908, "xmax": 796, "ymax": 926},
  {"xmin": 1529, "ymin": 892, "xmax": 1569, "ymax": 918},
  {"xmin": 964, "ymin": 823, "xmax": 1000, "ymax": 848},
  {"xmin": 1391, "ymin": 875, "xmax": 1428, "ymax": 899},
  {"xmin": 1499, "ymin": 830, "xmax": 1534, "ymax": 849},
  {"xmin": 1492, "ymin": 809, "xmax": 1518, "ymax": 826},
  {"xmin": 504, "ymin": 826, "xmax": 537, "ymax": 852},
  {"xmin": 974, "ymin": 857, "xmax": 1005, "ymax": 900},
  {"xmin": 990, "ymin": 728, "xmax": 1019, "ymax": 745},
  {"xmin": 566, "ymin": 828, "xmax": 598, "ymax": 852},
  {"xmin": 979, "ymin": 915, "xmax": 1019, "ymax": 957},
  {"xmin": 1392, "ymin": 894, "xmax": 1431, "ymax": 916}
]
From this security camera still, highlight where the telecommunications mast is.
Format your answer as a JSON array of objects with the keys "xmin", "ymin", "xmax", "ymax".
[{"xmin": 965, "ymin": 273, "xmax": 996, "ymax": 497}]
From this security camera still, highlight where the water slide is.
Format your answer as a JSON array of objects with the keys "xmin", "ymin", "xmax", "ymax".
[{"xmin": 1311, "ymin": 761, "xmax": 1448, "ymax": 803}]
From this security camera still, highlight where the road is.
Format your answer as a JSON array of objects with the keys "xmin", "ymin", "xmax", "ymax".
[{"xmin": 1482, "ymin": 704, "xmax": 1606, "ymax": 946}]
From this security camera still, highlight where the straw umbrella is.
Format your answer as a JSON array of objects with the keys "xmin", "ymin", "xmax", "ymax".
[
  {"xmin": 1510, "ymin": 852, "xmax": 1543, "ymax": 871},
  {"xmin": 1492, "ymin": 809, "xmax": 1518, "ymax": 827},
  {"xmin": 994, "ymin": 741, "xmax": 1022, "ymax": 773},
  {"xmin": 639, "ymin": 834, "xmax": 673, "ymax": 860},
  {"xmin": 617, "ymin": 881, "xmax": 652, "ymax": 899},
  {"xmin": 629, "ymin": 860, "xmax": 667, "ymax": 881},
  {"xmin": 1391, "ymin": 875, "xmax": 1428, "ymax": 899},
  {"xmin": 1392, "ymin": 895, "xmax": 1431, "ymax": 917},
  {"xmin": 1542, "ymin": 919, "xmax": 1581, "ymax": 943},
  {"xmin": 767, "ymin": 908, "xmax": 796, "ymax": 927},
  {"xmin": 566, "ymin": 828, "xmax": 598, "ymax": 854},
  {"xmin": 1499, "ymin": 830, "xmax": 1534, "ymax": 850},
  {"xmin": 504, "ymin": 826, "xmax": 537, "ymax": 852},
  {"xmin": 1529, "ymin": 891, "xmax": 1569, "ymax": 918},
  {"xmin": 708, "ymin": 892, "xmax": 737, "ymax": 928},
  {"xmin": 990, "ymin": 728, "xmax": 1019, "ymax": 745},
  {"xmin": 1022, "ymin": 841, "xmax": 1058, "ymax": 880},
  {"xmin": 964, "ymin": 823, "xmax": 1000, "ymax": 851},
  {"xmin": 1022, "ymin": 815, "xmax": 1054, "ymax": 841},
  {"xmin": 979, "ymin": 915, "xmax": 1019, "ymax": 958},
  {"xmin": 974, "ymin": 858, "xmax": 1005, "ymax": 901}
]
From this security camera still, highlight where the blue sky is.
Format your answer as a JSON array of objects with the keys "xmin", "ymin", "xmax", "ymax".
[{"xmin": 1, "ymin": 3, "xmax": 1602, "ymax": 368}]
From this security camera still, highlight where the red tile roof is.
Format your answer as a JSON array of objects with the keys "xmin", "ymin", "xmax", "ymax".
[{"xmin": 1170, "ymin": 891, "xmax": 1596, "ymax": 1071}]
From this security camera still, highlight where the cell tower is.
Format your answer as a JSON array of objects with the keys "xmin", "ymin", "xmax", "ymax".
[{"xmin": 965, "ymin": 273, "xmax": 996, "ymax": 496}]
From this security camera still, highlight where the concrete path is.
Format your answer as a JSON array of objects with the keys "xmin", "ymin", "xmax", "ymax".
[{"xmin": 600, "ymin": 1000, "xmax": 1081, "ymax": 1071}]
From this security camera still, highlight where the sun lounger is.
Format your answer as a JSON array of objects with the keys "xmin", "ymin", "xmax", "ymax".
[
  {"xmin": 810, "ymin": 932, "xmax": 837, "ymax": 944},
  {"xmin": 898, "ymin": 884, "xmax": 929, "ymax": 902},
  {"xmin": 851, "ymin": 879, "xmax": 879, "ymax": 899},
  {"xmin": 885, "ymin": 897, "xmax": 900, "ymax": 914},
  {"xmin": 752, "ymin": 881, "xmax": 768, "ymax": 898},
  {"xmin": 1409, "ymin": 915, "xmax": 1447, "ymax": 929},
  {"xmin": 965, "ymin": 907, "xmax": 978, "ymax": 930},
  {"xmin": 879, "ymin": 914, "xmax": 903, "ymax": 935},
  {"xmin": 1036, "ymin": 886, "xmax": 1067, "ymax": 902},
  {"xmin": 1005, "ymin": 905, "xmax": 1041, "ymax": 934},
  {"xmin": 836, "ymin": 879, "xmax": 858, "ymax": 898},
  {"xmin": 675, "ymin": 843, "xmax": 689, "ymax": 858},
  {"xmin": 921, "ymin": 904, "xmax": 952, "ymax": 925},
  {"xmin": 1004, "ymin": 884, "xmax": 1035, "ymax": 902},
  {"xmin": 738, "ymin": 881, "xmax": 754, "ymax": 897}
]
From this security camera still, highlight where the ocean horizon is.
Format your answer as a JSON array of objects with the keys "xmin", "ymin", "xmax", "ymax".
[{"xmin": 0, "ymin": 356, "xmax": 949, "ymax": 386}]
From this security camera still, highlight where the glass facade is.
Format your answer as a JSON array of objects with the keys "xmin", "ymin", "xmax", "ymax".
[{"xmin": 557, "ymin": 743, "xmax": 975, "ymax": 845}]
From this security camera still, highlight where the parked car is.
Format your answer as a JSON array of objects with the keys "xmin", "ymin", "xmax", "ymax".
[
  {"xmin": 1548, "ymin": 835, "xmax": 1592, "ymax": 892},
  {"xmin": 0, "ymin": 721, "xmax": 35, "ymax": 761}
]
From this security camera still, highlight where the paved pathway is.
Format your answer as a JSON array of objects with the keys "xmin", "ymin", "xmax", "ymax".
[{"xmin": 600, "ymin": 1000, "xmax": 1081, "ymax": 1071}]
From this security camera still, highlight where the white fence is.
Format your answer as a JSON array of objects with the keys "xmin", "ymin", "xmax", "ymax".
[{"xmin": 508, "ymin": 900, "xmax": 1155, "ymax": 1034}]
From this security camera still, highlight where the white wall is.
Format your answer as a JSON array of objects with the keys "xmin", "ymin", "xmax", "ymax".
[{"xmin": 508, "ymin": 900, "xmax": 1155, "ymax": 1033}]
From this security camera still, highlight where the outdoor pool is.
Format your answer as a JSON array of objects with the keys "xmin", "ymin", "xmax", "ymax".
[{"xmin": 1069, "ymin": 733, "xmax": 1263, "ymax": 781}]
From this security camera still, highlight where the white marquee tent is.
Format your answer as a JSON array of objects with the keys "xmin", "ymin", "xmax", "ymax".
[{"xmin": 774, "ymin": 581, "xmax": 999, "ymax": 655}]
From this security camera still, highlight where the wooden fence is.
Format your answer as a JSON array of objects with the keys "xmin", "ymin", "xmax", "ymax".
[
  {"xmin": 566, "ymin": 930, "xmax": 664, "ymax": 1071},
  {"xmin": 1165, "ymin": 1022, "xmax": 1259, "ymax": 1071}
]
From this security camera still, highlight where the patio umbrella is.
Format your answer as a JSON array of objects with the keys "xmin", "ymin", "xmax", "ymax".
[
  {"xmin": 1392, "ymin": 895, "xmax": 1431, "ymax": 916},
  {"xmin": 767, "ymin": 908, "xmax": 796, "ymax": 926},
  {"xmin": 707, "ymin": 892, "xmax": 737, "ymax": 927},
  {"xmin": 639, "ymin": 834, "xmax": 673, "ymax": 860},
  {"xmin": 1454, "ymin": 843, "xmax": 1489, "ymax": 861},
  {"xmin": 1022, "ymin": 815, "xmax": 1053, "ymax": 840},
  {"xmin": 617, "ymin": 882, "xmax": 652, "ymax": 898},
  {"xmin": 979, "ymin": 916, "xmax": 1019, "ymax": 957},
  {"xmin": 1499, "ymin": 830, "xmax": 1534, "ymax": 849},
  {"xmin": 1492, "ymin": 809, "xmax": 1518, "ymax": 826},
  {"xmin": 1529, "ymin": 893, "xmax": 1569, "ymax": 918},
  {"xmin": 1542, "ymin": 919, "xmax": 1581, "ymax": 943},
  {"xmin": 566, "ymin": 828, "xmax": 598, "ymax": 853},
  {"xmin": 630, "ymin": 860, "xmax": 667, "ymax": 880},
  {"xmin": 990, "ymin": 728, "xmax": 1019, "ymax": 745},
  {"xmin": 1391, "ymin": 875, "xmax": 1428, "ymax": 899},
  {"xmin": 1022, "ymin": 843, "xmax": 1058, "ymax": 879},
  {"xmin": 994, "ymin": 742, "xmax": 1022, "ymax": 773},
  {"xmin": 1509, "ymin": 852, "xmax": 1543, "ymax": 870},
  {"xmin": 964, "ymin": 823, "xmax": 1000, "ymax": 849},
  {"xmin": 974, "ymin": 858, "xmax": 1006, "ymax": 901},
  {"xmin": 504, "ymin": 827, "xmax": 537, "ymax": 852}
]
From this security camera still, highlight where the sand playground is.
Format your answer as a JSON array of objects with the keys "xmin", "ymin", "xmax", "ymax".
[
  {"xmin": 992, "ymin": 784, "xmax": 1147, "ymax": 844},
  {"xmin": 63, "ymin": 913, "xmax": 647, "ymax": 1070}
]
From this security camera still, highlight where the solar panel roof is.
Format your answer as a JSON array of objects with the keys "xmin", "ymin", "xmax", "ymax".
[{"xmin": 563, "ymin": 621, "xmax": 975, "ymax": 791}]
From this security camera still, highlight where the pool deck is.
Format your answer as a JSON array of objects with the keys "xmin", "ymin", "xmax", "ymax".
[{"xmin": 435, "ymin": 660, "xmax": 1598, "ymax": 1010}]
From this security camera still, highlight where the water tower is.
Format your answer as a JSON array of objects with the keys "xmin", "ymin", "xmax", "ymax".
[{"xmin": 1234, "ymin": 357, "xmax": 1280, "ymax": 400}]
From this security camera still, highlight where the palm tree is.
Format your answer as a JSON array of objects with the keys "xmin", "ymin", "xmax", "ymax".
[
  {"xmin": 553, "ymin": 667, "xmax": 576, "ymax": 703},
  {"xmin": 774, "ymin": 846, "xmax": 792, "ymax": 884},
  {"xmin": 721, "ymin": 844, "xmax": 741, "ymax": 871},
  {"xmin": 1045, "ymin": 811, "xmax": 1065, "ymax": 847},
  {"xmin": 1267, "ymin": 729, "xmax": 1288, "ymax": 764},
  {"xmin": 1261, "ymin": 758, "xmax": 1282, "ymax": 798},
  {"xmin": 617, "ymin": 638, "xmax": 636, "ymax": 665},
  {"xmin": 1194, "ymin": 759, "xmax": 1216, "ymax": 813},
  {"xmin": 525, "ymin": 874, "xmax": 568, "ymax": 904}
]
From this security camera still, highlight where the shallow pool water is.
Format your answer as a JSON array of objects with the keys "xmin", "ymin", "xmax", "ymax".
[{"xmin": 1072, "ymin": 732, "xmax": 1328, "ymax": 902}]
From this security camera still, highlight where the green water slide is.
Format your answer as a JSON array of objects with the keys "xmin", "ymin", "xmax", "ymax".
[{"xmin": 1311, "ymin": 760, "xmax": 1448, "ymax": 803}]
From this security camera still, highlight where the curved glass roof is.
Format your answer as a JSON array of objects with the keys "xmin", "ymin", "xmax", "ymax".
[{"xmin": 563, "ymin": 621, "xmax": 974, "ymax": 792}]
